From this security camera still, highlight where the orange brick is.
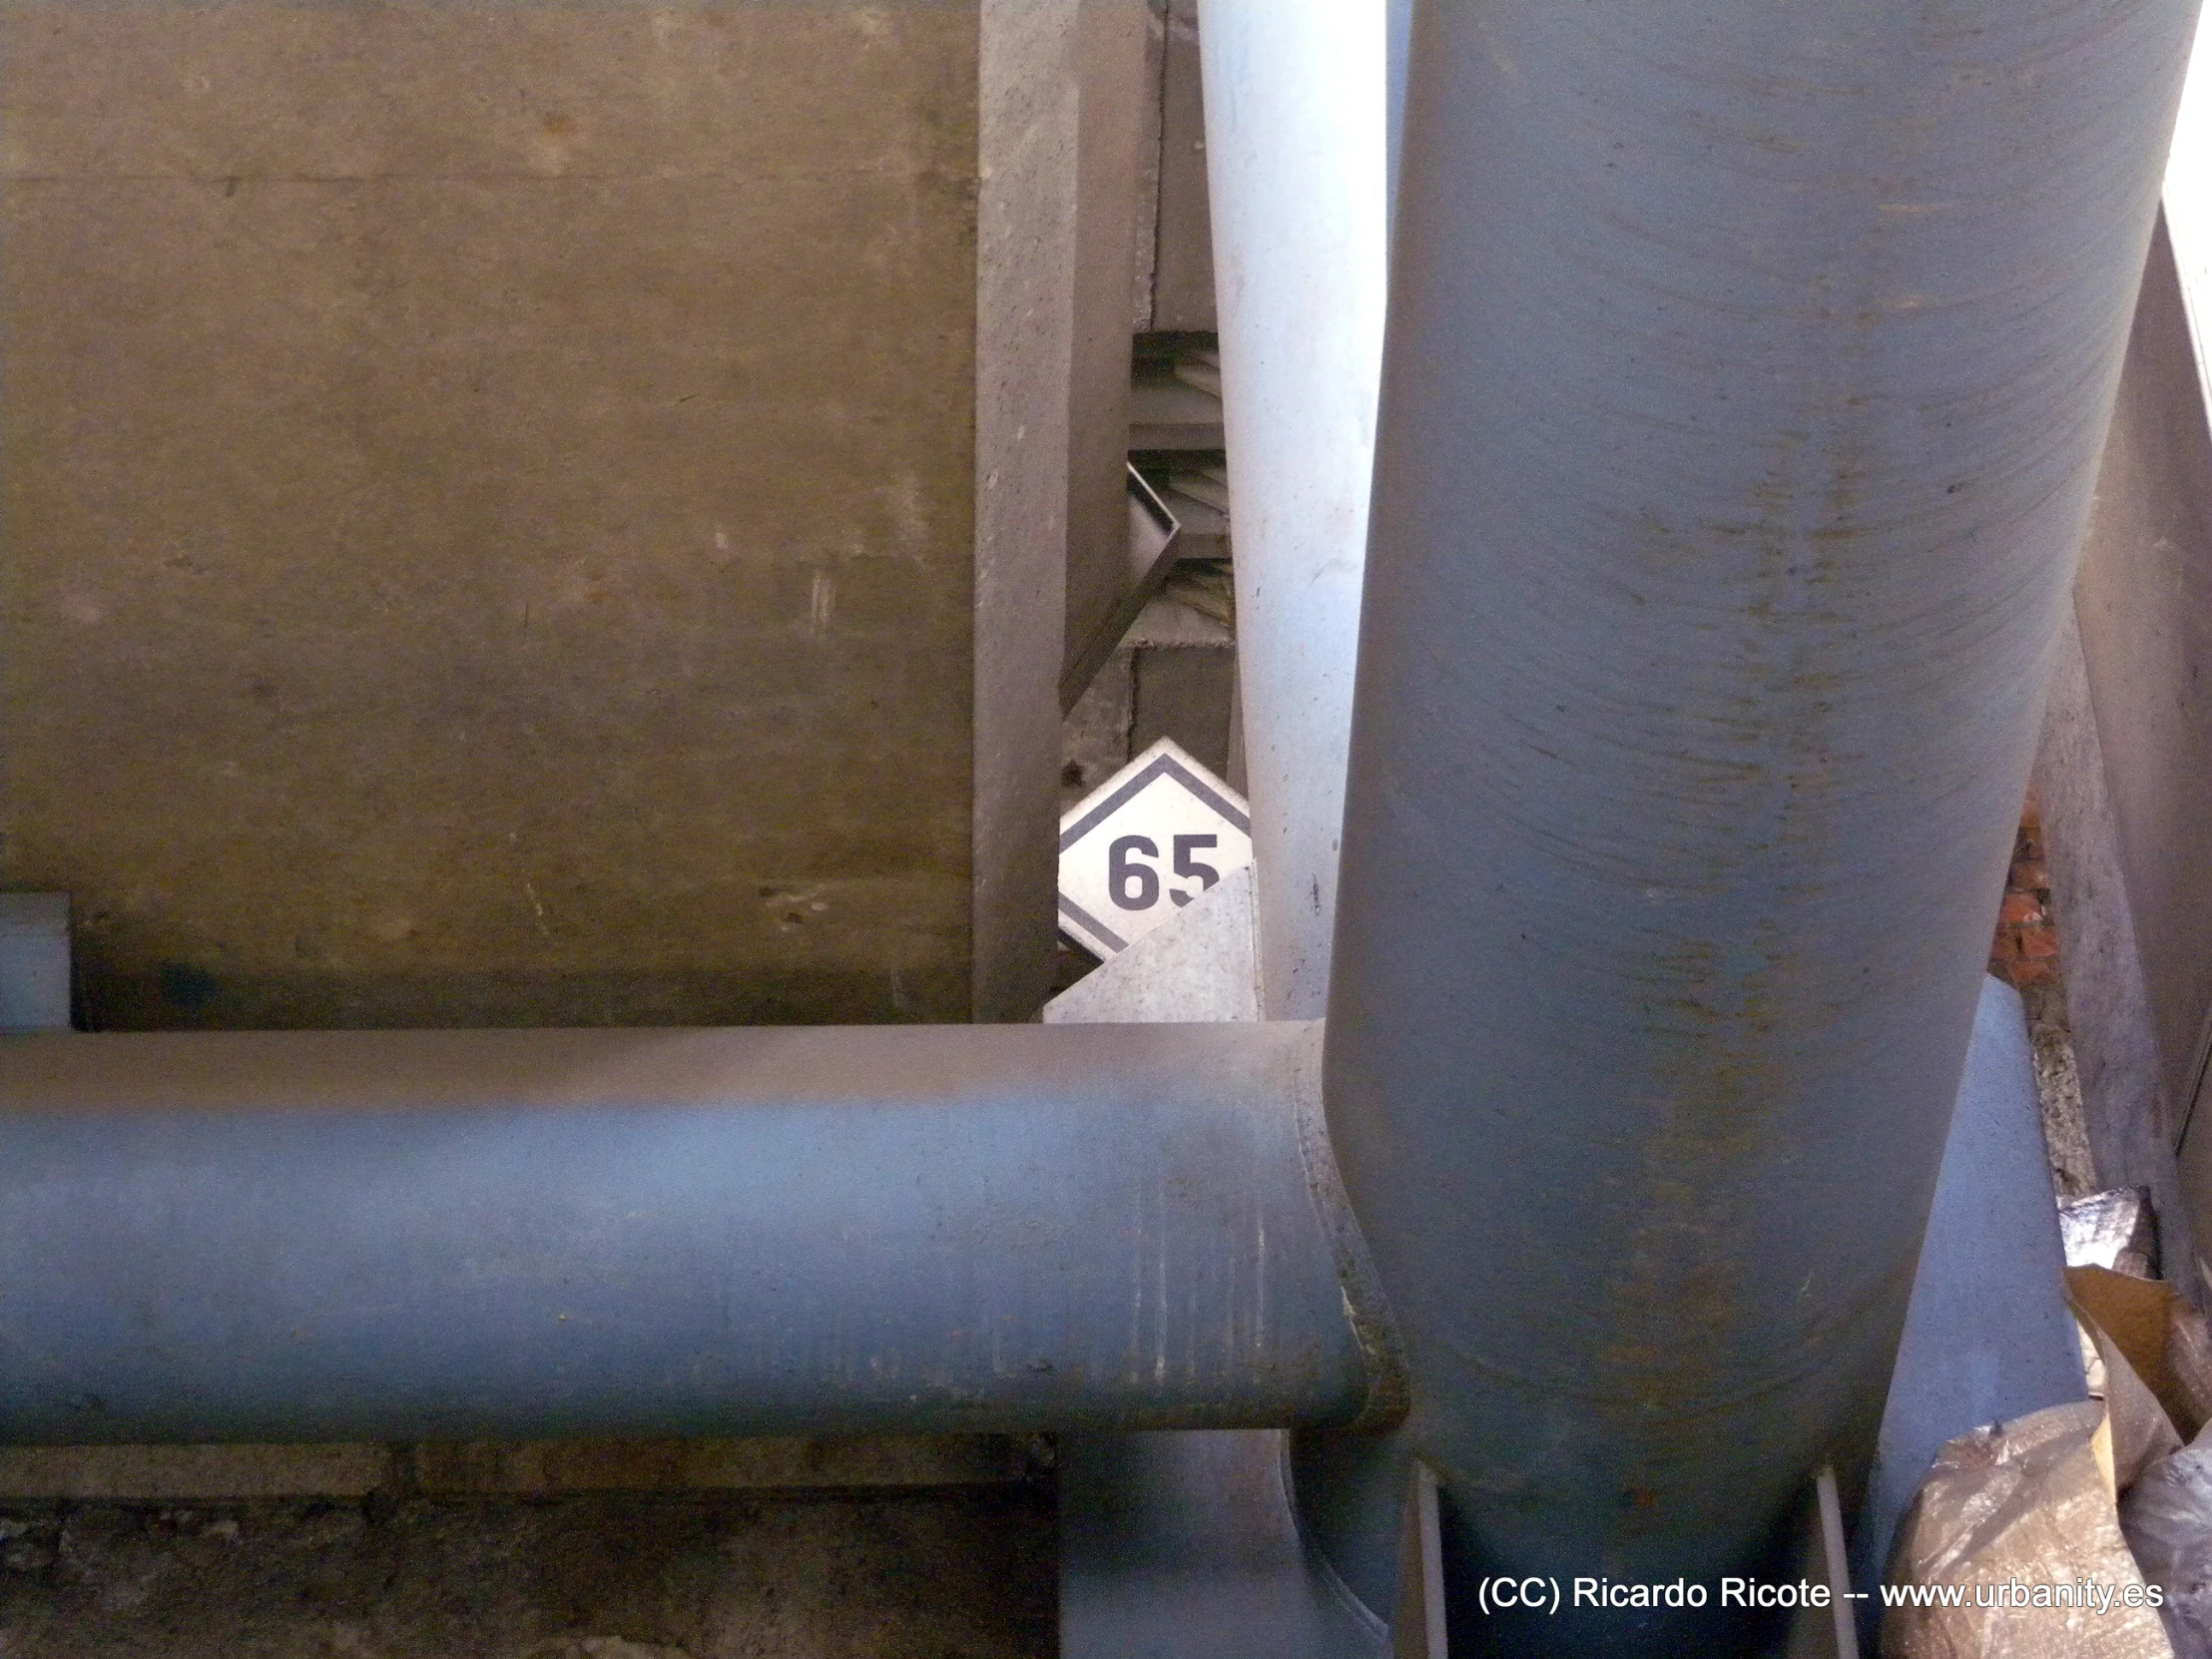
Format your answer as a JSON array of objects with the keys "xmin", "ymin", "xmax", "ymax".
[
  {"xmin": 2012, "ymin": 860, "xmax": 2050, "ymax": 891},
  {"xmin": 2019, "ymin": 926, "xmax": 2060, "ymax": 960},
  {"xmin": 1999, "ymin": 892, "xmax": 2043, "ymax": 925}
]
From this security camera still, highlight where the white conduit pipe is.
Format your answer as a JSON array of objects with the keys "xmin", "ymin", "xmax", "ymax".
[{"xmin": 1197, "ymin": 0, "xmax": 1389, "ymax": 1020}]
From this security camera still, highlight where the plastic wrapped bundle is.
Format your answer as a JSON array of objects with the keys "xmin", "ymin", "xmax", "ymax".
[
  {"xmin": 1885, "ymin": 1401, "xmax": 2172, "ymax": 1659},
  {"xmin": 2065, "ymin": 1189, "xmax": 2163, "ymax": 1281},
  {"xmin": 2124, "ymin": 1438, "xmax": 2212, "ymax": 1659}
]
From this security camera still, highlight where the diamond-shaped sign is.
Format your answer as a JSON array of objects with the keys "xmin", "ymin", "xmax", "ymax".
[{"xmin": 1057, "ymin": 738, "xmax": 1253, "ymax": 958}]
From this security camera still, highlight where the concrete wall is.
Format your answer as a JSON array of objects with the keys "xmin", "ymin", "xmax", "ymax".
[
  {"xmin": 0, "ymin": 1, "xmax": 1049, "ymax": 1030},
  {"xmin": 2071, "ymin": 217, "xmax": 2212, "ymax": 1173},
  {"xmin": 1058, "ymin": 0, "xmax": 1150, "ymax": 710},
  {"xmin": 1147, "ymin": 0, "xmax": 1213, "ymax": 331},
  {"xmin": 0, "ymin": 1485, "xmax": 1054, "ymax": 1659},
  {"xmin": 970, "ymin": 0, "xmax": 1082, "ymax": 1020}
]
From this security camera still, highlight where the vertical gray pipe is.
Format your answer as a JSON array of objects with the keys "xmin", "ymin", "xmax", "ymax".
[{"xmin": 1317, "ymin": 0, "xmax": 2198, "ymax": 1649}]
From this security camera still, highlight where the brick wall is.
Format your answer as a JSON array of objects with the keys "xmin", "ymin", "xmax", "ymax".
[{"xmin": 1989, "ymin": 792, "xmax": 2060, "ymax": 991}]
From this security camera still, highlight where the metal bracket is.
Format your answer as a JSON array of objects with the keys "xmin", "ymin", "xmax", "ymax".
[{"xmin": 1059, "ymin": 1429, "xmax": 1387, "ymax": 1659}]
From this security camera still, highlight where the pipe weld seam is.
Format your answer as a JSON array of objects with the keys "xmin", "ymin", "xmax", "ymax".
[{"xmin": 1291, "ymin": 1021, "xmax": 1409, "ymax": 1430}]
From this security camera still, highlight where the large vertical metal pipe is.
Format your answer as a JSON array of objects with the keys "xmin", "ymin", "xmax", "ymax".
[
  {"xmin": 1198, "ymin": 0, "xmax": 1389, "ymax": 1019},
  {"xmin": 1320, "ymin": 0, "xmax": 2198, "ymax": 1648}
]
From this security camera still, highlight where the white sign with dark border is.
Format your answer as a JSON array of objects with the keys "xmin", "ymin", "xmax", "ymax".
[{"xmin": 1057, "ymin": 738, "xmax": 1253, "ymax": 958}]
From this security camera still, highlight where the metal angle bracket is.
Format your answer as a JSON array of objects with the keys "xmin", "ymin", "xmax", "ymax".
[
  {"xmin": 1059, "ymin": 464, "xmax": 1185, "ymax": 714},
  {"xmin": 1059, "ymin": 1429, "xmax": 1390, "ymax": 1659}
]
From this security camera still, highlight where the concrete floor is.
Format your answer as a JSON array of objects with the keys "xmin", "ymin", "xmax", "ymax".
[{"xmin": 0, "ymin": 1486, "xmax": 1054, "ymax": 1659}]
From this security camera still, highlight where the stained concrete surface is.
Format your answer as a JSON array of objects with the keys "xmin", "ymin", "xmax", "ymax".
[
  {"xmin": 0, "ymin": 1, "xmax": 981, "ymax": 1029},
  {"xmin": 0, "ymin": 1438, "xmax": 1041, "ymax": 1504},
  {"xmin": 2040, "ymin": 610, "xmax": 2205, "ymax": 1282},
  {"xmin": 0, "ymin": 1487, "xmax": 1054, "ymax": 1659},
  {"xmin": 2073, "ymin": 215, "xmax": 2212, "ymax": 1130}
]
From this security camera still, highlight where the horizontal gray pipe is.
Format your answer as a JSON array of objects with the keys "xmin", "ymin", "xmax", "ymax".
[{"xmin": 0, "ymin": 1021, "xmax": 1381, "ymax": 1443}]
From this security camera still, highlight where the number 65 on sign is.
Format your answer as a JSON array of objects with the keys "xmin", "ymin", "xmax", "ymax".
[{"xmin": 1056, "ymin": 739, "xmax": 1254, "ymax": 959}]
